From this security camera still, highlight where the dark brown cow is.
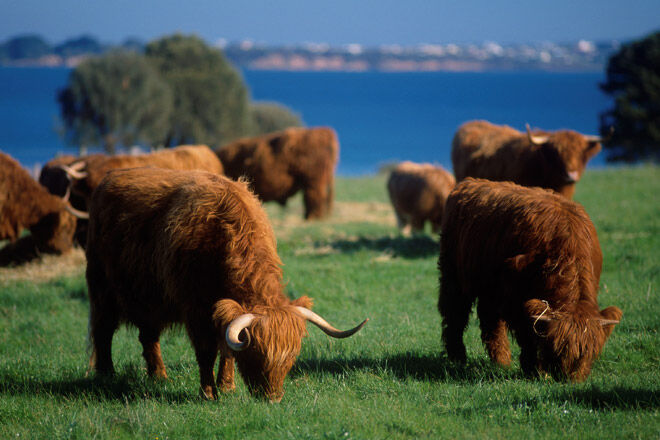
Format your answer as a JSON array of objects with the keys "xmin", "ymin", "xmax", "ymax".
[
  {"xmin": 438, "ymin": 178, "xmax": 621, "ymax": 382},
  {"xmin": 86, "ymin": 167, "xmax": 367, "ymax": 401},
  {"xmin": 387, "ymin": 161, "xmax": 455, "ymax": 234},
  {"xmin": 0, "ymin": 151, "xmax": 76, "ymax": 264},
  {"xmin": 39, "ymin": 154, "xmax": 104, "ymax": 246},
  {"xmin": 61, "ymin": 145, "xmax": 224, "ymax": 207},
  {"xmin": 216, "ymin": 127, "xmax": 339, "ymax": 219},
  {"xmin": 451, "ymin": 120, "xmax": 602, "ymax": 198}
]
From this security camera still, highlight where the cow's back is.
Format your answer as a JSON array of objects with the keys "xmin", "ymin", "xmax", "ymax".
[
  {"xmin": 86, "ymin": 168, "xmax": 282, "ymax": 325},
  {"xmin": 442, "ymin": 178, "xmax": 600, "ymax": 305},
  {"xmin": 451, "ymin": 120, "xmax": 523, "ymax": 182}
]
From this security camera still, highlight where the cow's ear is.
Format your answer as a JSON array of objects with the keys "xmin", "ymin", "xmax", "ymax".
[
  {"xmin": 599, "ymin": 306, "xmax": 622, "ymax": 337},
  {"xmin": 584, "ymin": 141, "xmax": 602, "ymax": 160},
  {"xmin": 292, "ymin": 295, "xmax": 313, "ymax": 310},
  {"xmin": 506, "ymin": 253, "xmax": 536, "ymax": 271},
  {"xmin": 213, "ymin": 299, "xmax": 247, "ymax": 327}
]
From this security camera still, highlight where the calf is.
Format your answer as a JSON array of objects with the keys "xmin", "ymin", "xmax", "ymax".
[{"xmin": 387, "ymin": 161, "xmax": 455, "ymax": 234}]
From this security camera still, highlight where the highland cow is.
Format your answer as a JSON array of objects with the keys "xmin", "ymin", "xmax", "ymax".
[
  {"xmin": 216, "ymin": 127, "xmax": 339, "ymax": 219},
  {"xmin": 438, "ymin": 178, "xmax": 621, "ymax": 382},
  {"xmin": 60, "ymin": 145, "xmax": 224, "ymax": 207},
  {"xmin": 0, "ymin": 151, "xmax": 76, "ymax": 264},
  {"xmin": 451, "ymin": 120, "xmax": 602, "ymax": 198},
  {"xmin": 85, "ymin": 167, "xmax": 367, "ymax": 401},
  {"xmin": 387, "ymin": 161, "xmax": 455, "ymax": 234}
]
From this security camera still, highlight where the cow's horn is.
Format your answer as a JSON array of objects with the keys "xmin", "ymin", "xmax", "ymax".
[
  {"xmin": 294, "ymin": 307, "xmax": 368, "ymax": 338},
  {"xmin": 598, "ymin": 318, "xmax": 620, "ymax": 326},
  {"xmin": 65, "ymin": 204, "xmax": 89, "ymax": 220},
  {"xmin": 526, "ymin": 124, "xmax": 549, "ymax": 145},
  {"xmin": 59, "ymin": 163, "xmax": 88, "ymax": 180},
  {"xmin": 225, "ymin": 314, "xmax": 256, "ymax": 351},
  {"xmin": 584, "ymin": 135, "xmax": 602, "ymax": 142},
  {"xmin": 531, "ymin": 314, "xmax": 553, "ymax": 322}
]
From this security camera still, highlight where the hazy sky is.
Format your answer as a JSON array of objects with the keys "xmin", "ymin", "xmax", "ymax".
[{"xmin": 2, "ymin": 0, "xmax": 658, "ymax": 46}]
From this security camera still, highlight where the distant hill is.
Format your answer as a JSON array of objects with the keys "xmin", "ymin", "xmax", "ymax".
[{"xmin": 0, "ymin": 33, "xmax": 620, "ymax": 72}]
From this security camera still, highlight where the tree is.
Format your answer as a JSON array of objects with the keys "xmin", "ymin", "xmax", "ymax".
[
  {"xmin": 58, "ymin": 51, "xmax": 173, "ymax": 154},
  {"xmin": 600, "ymin": 31, "xmax": 660, "ymax": 162},
  {"xmin": 2, "ymin": 34, "xmax": 51, "ymax": 60},
  {"xmin": 145, "ymin": 34, "xmax": 251, "ymax": 147},
  {"xmin": 249, "ymin": 101, "xmax": 303, "ymax": 135}
]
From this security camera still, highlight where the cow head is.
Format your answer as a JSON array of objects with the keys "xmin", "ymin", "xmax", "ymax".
[
  {"xmin": 214, "ymin": 296, "xmax": 367, "ymax": 401},
  {"xmin": 526, "ymin": 125, "xmax": 602, "ymax": 198},
  {"xmin": 525, "ymin": 299, "xmax": 622, "ymax": 382}
]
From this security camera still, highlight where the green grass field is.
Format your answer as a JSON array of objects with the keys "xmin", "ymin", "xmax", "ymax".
[{"xmin": 1, "ymin": 167, "xmax": 658, "ymax": 439}]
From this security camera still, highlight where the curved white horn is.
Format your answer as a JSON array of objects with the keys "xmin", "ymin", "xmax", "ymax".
[
  {"xmin": 61, "ymin": 182, "xmax": 71, "ymax": 203},
  {"xmin": 225, "ymin": 313, "xmax": 256, "ymax": 351},
  {"xmin": 294, "ymin": 307, "xmax": 368, "ymax": 338},
  {"xmin": 59, "ymin": 164, "xmax": 88, "ymax": 180},
  {"xmin": 531, "ymin": 314, "xmax": 552, "ymax": 322},
  {"xmin": 65, "ymin": 204, "xmax": 89, "ymax": 220},
  {"xmin": 598, "ymin": 319, "xmax": 620, "ymax": 326},
  {"xmin": 584, "ymin": 135, "xmax": 602, "ymax": 142},
  {"xmin": 526, "ymin": 123, "xmax": 549, "ymax": 145}
]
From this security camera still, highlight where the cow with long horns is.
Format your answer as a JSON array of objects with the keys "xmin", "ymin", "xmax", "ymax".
[
  {"xmin": 451, "ymin": 120, "xmax": 603, "ymax": 198},
  {"xmin": 85, "ymin": 167, "xmax": 367, "ymax": 401},
  {"xmin": 438, "ymin": 178, "xmax": 621, "ymax": 381}
]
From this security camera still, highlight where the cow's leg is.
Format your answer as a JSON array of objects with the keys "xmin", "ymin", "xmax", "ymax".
[
  {"xmin": 89, "ymin": 301, "xmax": 119, "ymax": 376},
  {"xmin": 303, "ymin": 181, "xmax": 327, "ymax": 219},
  {"xmin": 139, "ymin": 327, "xmax": 167, "ymax": 378},
  {"xmin": 410, "ymin": 217, "xmax": 426, "ymax": 234},
  {"xmin": 517, "ymin": 330, "xmax": 540, "ymax": 377},
  {"xmin": 438, "ymin": 270, "xmax": 471, "ymax": 362},
  {"xmin": 477, "ymin": 307, "xmax": 511, "ymax": 366},
  {"xmin": 187, "ymin": 323, "xmax": 218, "ymax": 399},
  {"xmin": 217, "ymin": 345, "xmax": 236, "ymax": 393}
]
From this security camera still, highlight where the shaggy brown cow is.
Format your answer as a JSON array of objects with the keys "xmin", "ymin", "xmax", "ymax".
[
  {"xmin": 86, "ymin": 167, "xmax": 367, "ymax": 401},
  {"xmin": 216, "ymin": 127, "xmax": 339, "ymax": 219},
  {"xmin": 61, "ymin": 145, "xmax": 224, "ymax": 207},
  {"xmin": 451, "ymin": 120, "xmax": 602, "ymax": 198},
  {"xmin": 0, "ymin": 151, "xmax": 76, "ymax": 264},
  {"xmin": 438, "ymin": 178, "xmax": 621, "ymax": 382},
  {"xmin": 387, "ymin": 161, "xmax": 455, "ymax": 234}
]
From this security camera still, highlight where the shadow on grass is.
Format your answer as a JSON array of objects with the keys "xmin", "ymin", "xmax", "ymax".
[
  {"xmin": 552, "ymin": 386, "xmax": 660, "ymax": 410},
  {"xmin": 292, "ymin": 351, "xmax": 518, "ymax": 384},
  {"xmin": 0, "ymin": 364, "xmax": 193, "ymax": 403},
  {"xmin": 328, "ymin": 234, "xmax": 438, "ymax": 259}
]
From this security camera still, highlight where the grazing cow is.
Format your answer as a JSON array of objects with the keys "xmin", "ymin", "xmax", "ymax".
[
  {"xmin": 0, "ymin": 152, "xmax": 76, "ymax": 264},
  {"xmin": 451, "ymin": 120, "xmax": 602, "ymax": 198},
  {"xmin": 39, "ymin": 154, "xmax": 103, "ymax": 246},
  {"xmin": 86, "ymin": 167, "xmax": 367, "ymax": 401},
  {"xmin": 216, "ymin": 127, "xmax": 339, "ymax": 220},
  {"xmin": 438, "ymin": 178, "xmax": 621, "ymax": 382},
  {"xmin": 60, "ymin": 145, "xmax": 224, "ymax": 207},
  {"xmin": 387, "ymin": 161, "xmax": 455, "ymax": 234}
]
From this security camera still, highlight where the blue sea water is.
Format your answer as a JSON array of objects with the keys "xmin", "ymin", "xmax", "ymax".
[{"xmin": 0, "ymin": 67, "xmax": 611, "ymax": 175}]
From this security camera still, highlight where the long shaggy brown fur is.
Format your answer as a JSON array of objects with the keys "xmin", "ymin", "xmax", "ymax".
[
  {"xmin": 0, "ymin": 152, "xmax": 75, "ymax": 264},
  {"xmin": 438, "ymin": 178, "xmax": 621, "ymax": 382},
  {"xmin": 68, "ymin": 145, "xmax": 224, "ymax": 205},
  {"xmin": 451, "ymin": 120, "xmax": 602, "ymax": 198},
  {"xmin": 216, "ymin": 126, "xmax": 339, "ymax": 219},
  {"xmin": 387, "ymin": 161, "xmax": 455, "ymax": 234},
  {"xmin": 85, "ymin": 168, "xmax": 318, "ymax": 400}
]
